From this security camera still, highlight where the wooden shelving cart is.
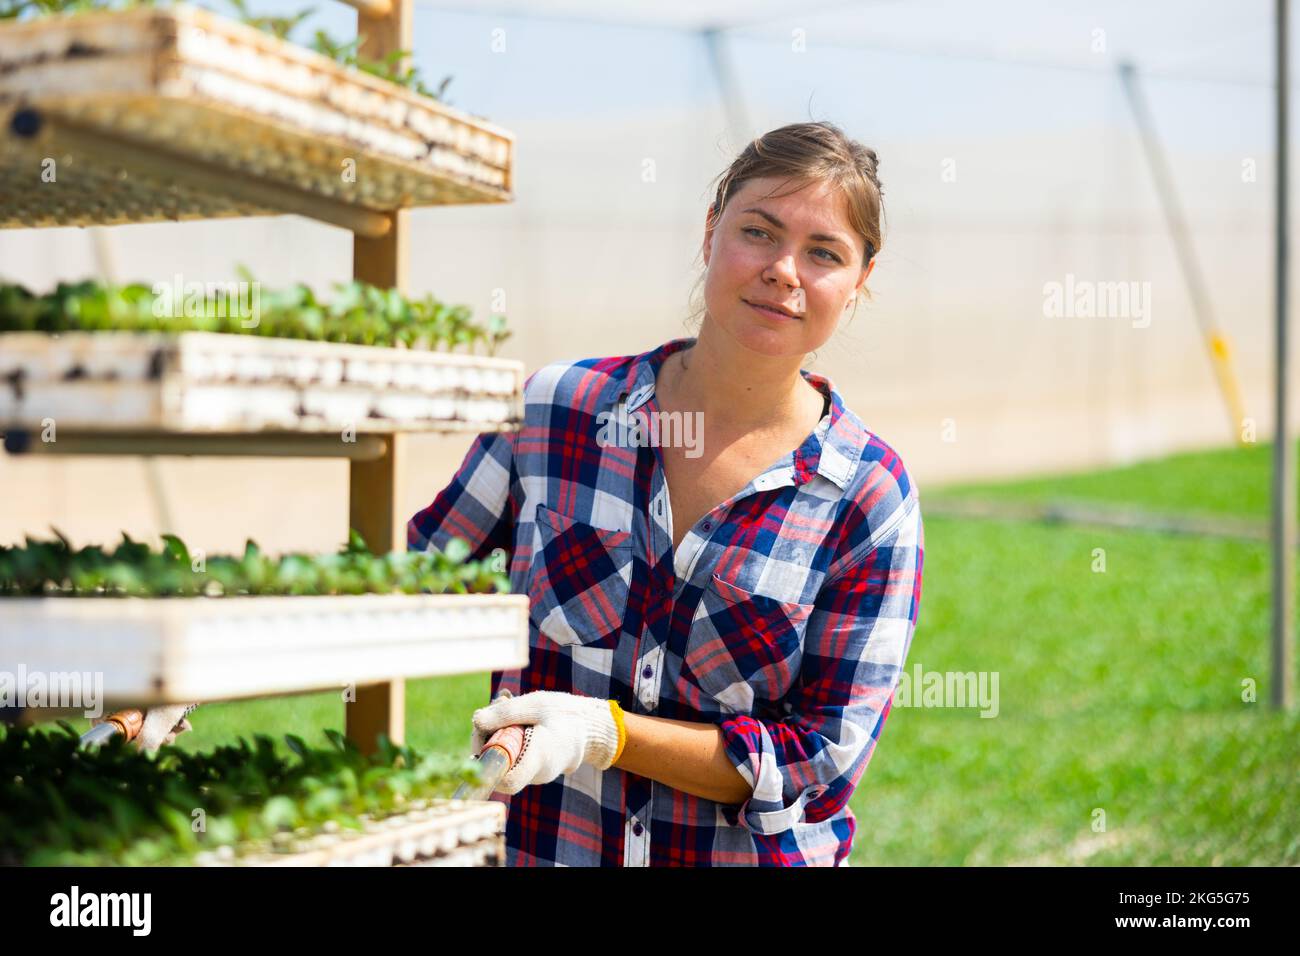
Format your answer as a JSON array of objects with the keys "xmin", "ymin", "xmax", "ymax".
[{"xmin": 0, "ymin": 0, "xmax": 524, "ymax": 866}]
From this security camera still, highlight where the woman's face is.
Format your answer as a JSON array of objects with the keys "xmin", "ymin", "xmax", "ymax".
[{"xmin": 701, "ymin": 175, "xmax": 874, "ymax": 359}]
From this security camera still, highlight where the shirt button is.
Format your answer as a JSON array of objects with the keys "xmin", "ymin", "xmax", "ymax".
[
  {"xmin": 632, "ymin": 821, "xmax": 644, "ymax": 837},
  {"xmin": 642, "ymin": 665, "xmax": 653, "ymax": 679},
  {"xmin": 701, "ymin": 521, "xmax": 712, "ymax": 532}
]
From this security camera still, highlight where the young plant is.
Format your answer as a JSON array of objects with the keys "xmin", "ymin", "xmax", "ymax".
[
  {"xmin": 0, "ymin": 530, "xmax": 509, "ymax": 597},
  {"xmin": 0, "ymin": 722, "xmax": 484, "ymax": 865},
  {"xmin": 0, "ymin": 272, "xmax": 509, "ymax": 357}
]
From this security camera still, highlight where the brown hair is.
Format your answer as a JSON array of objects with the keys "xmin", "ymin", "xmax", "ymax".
[{"xmin": 686, "ymin": 121, "xmax": 884, "ymax": 332}]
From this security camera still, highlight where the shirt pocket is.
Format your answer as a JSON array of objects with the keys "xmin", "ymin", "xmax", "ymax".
[
  {"xmin": 525, "ymin": 503, "xmax": 634, "ymax": 650},
  {"xmin": 680, "ymin": 570, "xmax": 815, "ymax": 714}
]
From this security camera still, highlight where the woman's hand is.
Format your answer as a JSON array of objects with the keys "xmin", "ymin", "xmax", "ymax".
[
  {"xmin": 139, "ymin": 704, "xmax": 194, "ymax": 750},
  {"xmin": 471, "ymin": 689, "xmax": 620, "ymax": 794},
  {"xmin": 89, "ymin": 703, "xmax": 194, "ymax": 751}
]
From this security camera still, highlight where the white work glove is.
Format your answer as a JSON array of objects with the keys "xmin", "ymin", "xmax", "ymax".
[
  {"xmin": 471, "ymin": 689, "xmax": 621, "ymax": 795},
  {"xmin": 136, "ymin": 704, "xmax": 194, "ymax": 751},
  {"xmin": 90, "ymin": 703, "xmax": 194, "ymax": 752}
]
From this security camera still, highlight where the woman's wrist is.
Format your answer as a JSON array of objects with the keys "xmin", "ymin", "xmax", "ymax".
[{"xmin": 608, "ymin": 699, "xmax": 628, "ymax": 766}]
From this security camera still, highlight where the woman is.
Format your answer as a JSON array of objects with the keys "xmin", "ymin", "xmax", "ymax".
[{"xmin": 408, "ymin": 121, "xmax": 924, "ymax": 867}]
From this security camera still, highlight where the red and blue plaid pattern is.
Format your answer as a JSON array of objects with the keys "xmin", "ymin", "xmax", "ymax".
[{"xmin": 408, "ymin": 336, "xmax": 924, "ymax": 866}]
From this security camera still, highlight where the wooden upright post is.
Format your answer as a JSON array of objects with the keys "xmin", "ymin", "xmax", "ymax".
[
  {"xmin": 346, "ymin": 0, "xmax": 414, "ymax": 755},
  {"xmin": 347, "ymin": 433, "xmax": 411, "ymax": 754},
  {"xmin": 353, "ymin": 0, "xmax": 411, "ymax": 295}
]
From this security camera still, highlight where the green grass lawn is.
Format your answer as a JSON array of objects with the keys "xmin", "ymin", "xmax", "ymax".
[
  {"xmin": 854, "ymin": 515, "xmax": 1298, "ymax": 865},
  {"xmin": 930, "ymin": 438, "xmax": 1287, "ymax": 520},
  {"xmin": 164, "ymin": 672, "xmax": 490, "ymax": 759},
  {"xmin": 44, "ymin": 439, "xmax": 1300, "ymax": 865}
]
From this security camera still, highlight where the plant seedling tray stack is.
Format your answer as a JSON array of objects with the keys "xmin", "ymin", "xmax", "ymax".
[
  {"xmin": 0, "ymin": 4, "xmax": 512, "ymax": 234},
  {"xmin": 0, "ymin": 593, "xmax": 527, "ymax": 705},
  {"xmin": 0, "ymin": 1, "xmax": 523, "ymax": 866},
  {"xmin": 0, "ymin": 331, "xmax": 523, "ymax": 435},
  {"xmin": 204, "ymin": 800, "xmax": 506, "ymax": 867}
]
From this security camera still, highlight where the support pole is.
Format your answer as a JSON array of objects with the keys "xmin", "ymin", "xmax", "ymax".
[
  {"xmin": 1118, "ymin": 62, "xmax": 1250, "ymax": 444},
  {"xmin": 346, "ymin": 0, "xmax": 413, "ymax": 755},
  {"xmin": 1272, "ymin": 0, "xmax": 1295, "ymax": 711},
  {"xmin": 701, "ymin": 29, "xmax": 752, "ymax": 154}
]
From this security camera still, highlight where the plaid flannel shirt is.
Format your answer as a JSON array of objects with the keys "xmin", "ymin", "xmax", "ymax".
[{"xmin": 407, "ymin": 336, "xmax": 924, "ymax": 866}]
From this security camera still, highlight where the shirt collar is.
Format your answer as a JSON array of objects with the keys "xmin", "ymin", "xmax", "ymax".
[{"xmin": 600, "ymin": 336, "xmax": 862, "ymax": 491}]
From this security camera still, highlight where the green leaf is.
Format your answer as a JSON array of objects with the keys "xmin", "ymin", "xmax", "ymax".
[
  {"xmin": 260, "ymin": 796, "xmax": 297, "ymax": 830},
  {"xmin": 160, "ymin": 533, "xmax": 190, "ymax": 565},
  {"xmin": 346, "ymin": 529, "xmax": 370, "ymax": 555},
  {"xmin": 442, "ymin": 537, "xmax": 471, "ymax": 565}
]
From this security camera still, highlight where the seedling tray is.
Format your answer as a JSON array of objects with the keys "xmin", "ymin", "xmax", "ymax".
[
  {"xmin": 0, "ymin": 331, "xmax": 523, "ymax": 433},
  {"xmin": 0, "ymin": 5, "xmax": 513, "ymax": 233},
  {"xmin": 205, "ymin": 799, "xmax": 506, "ymax": 867},
  {"xmin": 0, "ymin": 592, "xmax": 528, "ymax": 705}
]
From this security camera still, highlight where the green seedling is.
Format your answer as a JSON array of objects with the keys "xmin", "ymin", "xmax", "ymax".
[
  {"xmin": 0, "ymin": 273, "xmax": 508, "ymax": 356},
  {"xmin": 0, "ymin": 530, "xmax": 505, "ymax": 597},
  {"xmin": 0, "ymin": 723, "xmax": 483, "ymax": 865}
]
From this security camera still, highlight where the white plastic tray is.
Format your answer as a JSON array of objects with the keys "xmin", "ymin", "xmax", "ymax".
[
  {"xmin": 0, "ymin": 332, "xmax": 523, "ymax": 433},
  {"xmin": 0, "ymin": 592, "xmax": 528, "ymax": 705},
  {"xmin": 207, "ymin": 800, "xmax": 507, "ymax": 867}
]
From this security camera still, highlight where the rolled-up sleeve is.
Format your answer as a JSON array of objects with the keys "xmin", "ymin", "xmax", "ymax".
[{"xmin": 718, "ymin": 494, "xmax": 924, "ymax": 835}]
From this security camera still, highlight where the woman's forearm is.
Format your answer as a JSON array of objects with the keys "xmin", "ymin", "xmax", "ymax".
[{"xmin": 612, "ymin": 711, "xmax": 753, "ymax": 806}]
